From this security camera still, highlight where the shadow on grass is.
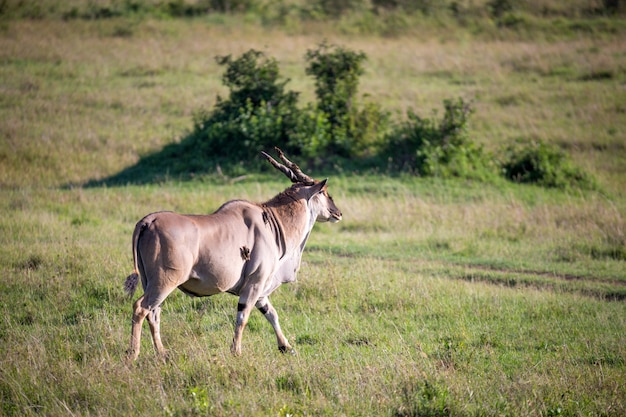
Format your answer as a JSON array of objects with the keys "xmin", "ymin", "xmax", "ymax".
[
  {"xmin": 83, "ymin": 134, "xmax": 258, "ymax": 187},
  {"xmin": 83, "ymin": 134, "xmax": 374, "ymax": 188}
]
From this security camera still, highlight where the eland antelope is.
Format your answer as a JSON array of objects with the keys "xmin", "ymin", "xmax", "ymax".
[{"xmin": 123, "ymin": 148, "xmax": 341, "ymax": 360}]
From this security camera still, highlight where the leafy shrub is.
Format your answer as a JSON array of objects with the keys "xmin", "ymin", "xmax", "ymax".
[
  {"xmin": 371, "ymin": 0, "xmax": 441, "ymax": 15},
  {"xmin": 117, "ymin": 45, "xmax": 595, "ymax": 189},
  {"xmin": 305, "ymin": 42, "xmax": 365, "ymax": 126},
  {"xmin": 304, "ymin": 42, "xmax": 390, "ymax": 158},
  {"xmin": 213, "ymin": 50, "xmax": 299, "ymax": 118},
  {"xmin": 18, "ymin": 0, "xmax": 626, "ymax": 25},
  {"xmin": 500, "ymin": 139, "xmax": 596, "ymax": 189},
  {"xmin": 207, "ymin": 0, "xmax": 257, "ymax": 13},
  {"xmin": 188, "ymin": 45, "xmax": 390, "ymax": 169},
  {"xmin": 310, "ymin": 0, "xmax": 368, "ymax": 17},
  {"xmin": 486, "ymin": 0, "xmax": 513, "ymax": 19},
  {"xmin": 384, "ymin": 98, "xmax": 496, "ymax": 180},
  {"xmin": 496, "ymin": 11, "xmax": 534, "ymax": 30},
  {"xmin": 160, "ymin": 0, "xmax": 207, "ymax": 17},
  {"xmin": 191, "ymin": 50, "xmax": 302, "ymax": 164}
]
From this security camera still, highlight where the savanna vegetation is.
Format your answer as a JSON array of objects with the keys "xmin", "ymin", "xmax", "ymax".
[{"xmin": 1, "ymin": 1, "xmax": 625, "ymax": 416}]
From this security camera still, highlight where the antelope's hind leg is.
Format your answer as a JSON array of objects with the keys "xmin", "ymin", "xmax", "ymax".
[
  {"xmin": 127, "ymin": 285, "xmax": 178, "ymax": 362},
  {"xmin": 142, "ymin": 282, "xmax": 181, "ymax": 360},
  {"xmin": 127, "ymin": 295, "xmax": 149, "ymax": 362},
  {"xmin": 146, "ymin": 304, "xmax": 168, "ymax": 360}
]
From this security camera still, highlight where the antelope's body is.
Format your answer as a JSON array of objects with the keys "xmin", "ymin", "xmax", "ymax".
[{"xmin": 124, "ymin": 149, "xmax": 341, "ymax": 360}]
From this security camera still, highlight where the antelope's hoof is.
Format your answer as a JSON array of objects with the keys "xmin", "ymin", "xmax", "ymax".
[
  {"xmin": 158, "ymin": 350, "xmax": 171, "ymax": 363},
  {"xmin": 125, "ymin": 349, "xmax": 139, "ymax": 365},
  {"xmin": 279, "ymin": 346, "xmax": 296, "ymax": 355}
]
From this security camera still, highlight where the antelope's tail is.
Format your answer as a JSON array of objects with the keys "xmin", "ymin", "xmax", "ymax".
[
  {"xmin": 123, "ymin": 220, "xmax": 148, "ymax": 297},
  {"xmin": 124, "ymin": 272, "xmax": 139, "ymax": 297}
]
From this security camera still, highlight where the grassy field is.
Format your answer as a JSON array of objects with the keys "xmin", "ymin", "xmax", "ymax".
[{"xmin": 1, "ymin": 13, "xmax": 625, "ymax": 417}]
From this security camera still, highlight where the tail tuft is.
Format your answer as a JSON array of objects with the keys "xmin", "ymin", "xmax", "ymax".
[{"xmin": 124, "ymin": 272, "xmax": 139, "ymax": 297}]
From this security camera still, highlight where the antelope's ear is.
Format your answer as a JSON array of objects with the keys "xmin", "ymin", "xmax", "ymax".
[{"xmin": 307, "ymin": 178, "xmax": 327, "ymax": 198}]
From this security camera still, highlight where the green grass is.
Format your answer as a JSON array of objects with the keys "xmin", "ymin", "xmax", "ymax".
[
  {"xmin": 1, "ymin": 180, "xmax": 625, "ymax": 416},
  {"xmin": 1, "ymin": 13, "xmax": 625, "ymax": 417}
]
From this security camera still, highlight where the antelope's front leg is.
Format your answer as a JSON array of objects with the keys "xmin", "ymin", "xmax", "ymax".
[
  {"xmin": 256, "ymin": 297, "xmax": 295, "ymax": 354},
  {"xmin": 231, "ymin": 300, "xmax": 257, "ymax": 356}
]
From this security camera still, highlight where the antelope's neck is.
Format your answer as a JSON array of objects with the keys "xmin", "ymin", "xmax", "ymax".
[{"xmin": 262, "ymin": 197, "xmax": 310, "ymax": 256}]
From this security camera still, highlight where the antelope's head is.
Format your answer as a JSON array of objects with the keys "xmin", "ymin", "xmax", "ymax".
[{"xmin": 262, "ymin": 147, "xmax": 342, "ymax": 224}]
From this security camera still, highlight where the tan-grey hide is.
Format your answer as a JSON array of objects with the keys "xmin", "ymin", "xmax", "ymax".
[{"xmin": 123, "ymin": 149, "xmax": 342, "ymax": 360}]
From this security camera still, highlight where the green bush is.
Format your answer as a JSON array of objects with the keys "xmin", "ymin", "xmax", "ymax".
[
  {"xmin": 371, "ymin": 0, "xmax": 442, "ymax": 15},
  {"xmin": 135, "ymin": 46, "xmax": 595, "ymax": 189},
  {"xmin": 486, "ymin": 0, "xmax": 513, "ymax": 19},
  {"xmin": 187, "ymin": 45, "xmax": 391, "ymax": 168},
  {"xmin": 500, "ymin": 139, "xmax": 597, "ymax": 189},
  {"xmin": 305, "ymin": 43, "xmax": 361, "ymax": 155},
  {"xmin": 305, "ymin": 42, "xmax": 365, "ymax": 125},
  {"xmin": 191, "ymin": 50, "xmax": 302, "ymax": 164},
  {"xmin": 302, "ymin": 43, "xmax": 390, "ymax": 158},
  {"xmin": 310, "ymin": 0, "xmax": 367, "ymax": 17},
  {"xmin": 384, "ymin": 98, "xmax": 496, "ymax": 180},
  {"xmin": 213, "ymin": 50, "xmax": 299, "ymax": 119},
  {"xmin": 9, "ymin": 0, "xmax": 626, "ymax": 25}
]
